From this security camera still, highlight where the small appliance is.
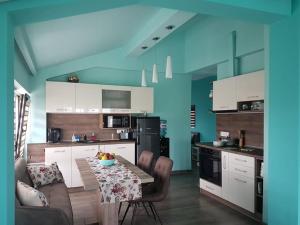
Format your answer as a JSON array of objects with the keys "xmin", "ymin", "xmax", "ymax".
[
  {"xmin": 47, "ymin": 128, "xmax": 62, "ymax": 143},
  {"xmin": 103, "ymin": 114, "xmax": 130, "ymax": 128}
]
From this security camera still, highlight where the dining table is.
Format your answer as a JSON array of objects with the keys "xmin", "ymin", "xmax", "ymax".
[{"xmin": 75, "ymin": 155, "xmax": 154, "ymax": 225}]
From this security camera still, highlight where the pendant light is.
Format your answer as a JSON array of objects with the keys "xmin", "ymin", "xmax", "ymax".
[
  {"xmin": 152, "ymin": 64, "xmax": 158, "ymax": 83},
  {"xmin": 141, "ymin": 69, "xmax": 147, "ymax": 87},
  {"xmin": 165, "ymin": 55, "xmax": 172, "ymax": 79}
]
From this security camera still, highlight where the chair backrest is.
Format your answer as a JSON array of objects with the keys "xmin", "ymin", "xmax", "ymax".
[
  {"xmin": 152, "ymin": 156, "xmax": 173, "ymax": 201},
  {"xmin": 137, "ymin": 150, "xmax": 154, "ymax": 174}
]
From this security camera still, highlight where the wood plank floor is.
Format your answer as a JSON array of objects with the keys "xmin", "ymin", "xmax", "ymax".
[{"xmin": 69, "ymin": 173, "xmax": 261, "ymax": 225}]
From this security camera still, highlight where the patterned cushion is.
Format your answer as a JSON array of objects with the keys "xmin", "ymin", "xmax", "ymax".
[
  {"xmin": 27, "ymin": 163, "xmax": 64, "ymax": 188},
  {"xmin": 17, "ymin": 180, "xmax": 49, "ymax": 207}
]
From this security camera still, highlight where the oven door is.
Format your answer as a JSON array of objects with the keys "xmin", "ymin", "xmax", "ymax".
[{"xmin": 199, "ymin": 148, "xmax": 222, "ymax": 186}]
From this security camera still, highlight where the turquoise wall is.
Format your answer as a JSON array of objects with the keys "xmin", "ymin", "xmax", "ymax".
[
  {"xmin": 14, "ymin": 45, "xmax": 33, "ymax": 92},
  {"xmin": 191, "ymin": 76, "xmax": 216, "ymax": 142},
  {"xmin": 45, "ymin": 68, "xmax": 191, "ymax": 171},
  {"xmin": 0, "ymin": 12, "xmax": 15, "ymax": 225},
  {"xmin": 266, "ymin": 1, "xmax": 300, "ymax": 224}
]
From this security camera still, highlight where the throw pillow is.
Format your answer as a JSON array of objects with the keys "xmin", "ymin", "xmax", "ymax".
[
  {"xmin": 17, "ymin": 180, "xmax": 49, "ymax": 207},
  {"xmin": 27, "ymin": 162, "xmax": 64, "ymax": 188}
]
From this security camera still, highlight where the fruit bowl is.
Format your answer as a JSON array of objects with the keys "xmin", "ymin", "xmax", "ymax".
[{"xmin": 99, "ymin": 159, "xmax": 115, "ymax": 166}]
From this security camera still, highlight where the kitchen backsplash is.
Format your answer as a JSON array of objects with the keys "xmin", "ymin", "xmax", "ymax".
[
  {"xmin": 47, "ymin": 114, "xmax": 118, "ymax": 141},
  {"xmin": 216, "ymin": 113, "xmax": 264, "ymax": 148}
]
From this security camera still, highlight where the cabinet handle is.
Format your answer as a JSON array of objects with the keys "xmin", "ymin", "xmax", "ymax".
[
  {"xmin": 247, "ymin": 95, "xmax": 259, "ymax": 99},
  {"xmin": 234, "ymin": 168, "xmax": 247, "ymax": 173},
  {"xmin": 85, "ymin": 149, "xmax": 96, "ymax": 152},
  {"xmin": 54, "ymin": 150, "xmax": 65, "ymax": 153},
  {"xmin": 205, "ymin": 185, "xmax": 215, "ymax": 191},
  {"xmin": 220, "ymin": 106, "xmax": 228, "ymax": 109},
  {"xmin": 235, "ymin": 158, "xmax": 247, "ymax": 163},
  {"xmin": 117, "ymin": 147, "xmax": 126, "ymax": 149},
  {"xmin": 223, "ymin": 156, "xmax": 226, "ymax": 170},
  {"xmin": 234, "ymin": 178, "xmax": 247, "ymax": 184}
]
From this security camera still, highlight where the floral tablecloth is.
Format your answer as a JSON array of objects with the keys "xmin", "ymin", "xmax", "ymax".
[{"xmin": 87, "ymin": 157, "xmax": 142, "ymax": 204}]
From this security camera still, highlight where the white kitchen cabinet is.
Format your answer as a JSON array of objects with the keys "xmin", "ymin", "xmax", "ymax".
[
  {"xmin": 75, "ymin": 83, "xmax": 101, "ymax": 113},
  {"xmin": 104, "ymin": 143, "xmax": 135, "ymax": 164},
  {"xmin": 213, "ymin": 77, "xmax": 237, "ymax": 111},
  {"xmin": 46, "ymin": 82, "xmax": 76, "ymax": 113},
  {"xmin": 221, "ymin": 152, "xmax": 230, "ymax": 201},
  {"xmin": 236, "ymin": 70, "xmax": 264, "ymax": 102},
  {"xmin": 71, "ymin": 145, "xmax": 99, "ymax": 187},
  {"xmin": 45, "ymin": 147, "xmax": 72, "ymax": 187},
  {"xmin": 131, "ymin": 87, "xmax": 154, "ymax": 113},
  {"xmin": 200, "ymin": 178, "xmax": 222, "ymax": 197},
  {"xmin": 228, "ymin": 153, "xmax": 255, "ymax": 169}
]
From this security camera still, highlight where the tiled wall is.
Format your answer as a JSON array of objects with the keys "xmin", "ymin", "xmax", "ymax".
[
  {"xmin": 216, "ymin": 113, "xmax": 264, "ymax": 148},
  {"xmin": 47, "ymin": 114, "xmax": 118, "ymax": 141}
]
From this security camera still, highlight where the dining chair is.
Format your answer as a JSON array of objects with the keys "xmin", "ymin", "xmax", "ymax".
[{"xmin": 120, "ymin": 156, "xmax": 173, "ymax": 225}]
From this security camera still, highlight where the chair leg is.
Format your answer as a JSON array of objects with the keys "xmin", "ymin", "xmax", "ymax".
[
  {"xmin": 118, "ymin": 202, "xmax": 122, "ymax": 215},
  {"xmin": 120, "ymin": 203, "xmax": 131, "ymax": 225},
  {"xmin": 150, "ymin": 202, "xmax": 163, "ymax": 225},
  {"xmin": 131, "ymin": 203, "xmax": 138, "ymax": 225},
  {"xmin": 148, "ymin": 201, "xmax": 157, "ymax": 221},
  {"xmin": 142, "ymin": 202, "xmax": 150, "ymax": 216}
]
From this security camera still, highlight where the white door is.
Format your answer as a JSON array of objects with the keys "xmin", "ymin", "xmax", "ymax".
[
  {"xmin": 71, "ymin": 145, "xmax": 99, "ymax": 187},
  {"xmin": 75, "ymin": 83, "xmax": 102, "ymax": 113},
  {"xmin": 46, "ymin": 81, "xmax": 76, "ymax": 113},
  {"xmin": 131, "ymin": 87, "xmax": 154, "ymax": 113},
  {"xmin": 213, "ymin": 77, "xmax": 237, "ymax": 111},
  {"xmin": 104, "ymin": 143, "xmax": 135, "ymax": 164},
  {"xmin": 45, "ymin": 147, "xmax": 72, "ymax": 187},
  {"xmin": 236, "ymin": 70, "xmax": 264, "ymax": 101}
]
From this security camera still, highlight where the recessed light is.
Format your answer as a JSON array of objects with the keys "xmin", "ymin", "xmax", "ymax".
[
  {"xmin": 152, "ymin": 37, "xmax": 160, "ymax": 41},
  {"xmin": 141, "ymin": 46, "xmax": 148, "ymax": 50},
  {"xmin": 166, "ymin": 25, "xmax": 175, "ymax": 30}
]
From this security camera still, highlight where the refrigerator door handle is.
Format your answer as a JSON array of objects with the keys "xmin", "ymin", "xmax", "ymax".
[{"xmin": 137, "ymin": 134, "xmax": 140, "ymax": 145}]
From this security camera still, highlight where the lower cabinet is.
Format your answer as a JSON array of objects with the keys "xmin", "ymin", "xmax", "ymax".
[
  {"xmin": 45, "ymin": 147, "xmax": 72, "ymax": 187},
  {"xmin": 45, "ymin": 143, "xmax": 136, "ymax": 188},
  {"xmin": 103, "ymin": 143, "xmax": 135, "ymax": 164},
  {"xmin": 71, "ymin": 145, "xmax": 99, "ymax": 187},
  {"xmin": 202, "ymin": 151, "xmax": 255, "ymax": 213}
]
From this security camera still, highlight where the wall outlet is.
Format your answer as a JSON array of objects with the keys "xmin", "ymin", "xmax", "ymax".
[{"xmin": 220, "ymin": 131, "xmax": 230, "ymax": 137}]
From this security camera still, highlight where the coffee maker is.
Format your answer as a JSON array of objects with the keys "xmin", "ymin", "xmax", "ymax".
[{"xmin": 47, "ymin": 128, "xmax": 62, "ymax": 143}]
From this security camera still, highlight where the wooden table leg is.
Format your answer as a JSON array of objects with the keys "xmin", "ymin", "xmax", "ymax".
[{"xmin": 96, "ymin": 189, "xmax": 119, "ymax": 225}]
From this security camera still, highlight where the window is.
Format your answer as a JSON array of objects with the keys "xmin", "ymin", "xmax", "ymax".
[
  {"xmin": 14, "ymin": 91, "xmax": 30, "ymax": 160},
  {"xmin": 190, "ymin": 105, "xmax": 196, "ymax": 128}
]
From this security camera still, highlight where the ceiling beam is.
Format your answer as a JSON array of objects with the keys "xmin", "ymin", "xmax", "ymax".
[
  {"xmin": 138, "ymin": 0, "xmax": 291, "ymax": 23},
  {"xmin": 14, "ymin": 26, "xmax": 37, "ymax": 75},
  {"xmin": 125, "ymin": 9, "xmax": 195, "ymax": 56}
]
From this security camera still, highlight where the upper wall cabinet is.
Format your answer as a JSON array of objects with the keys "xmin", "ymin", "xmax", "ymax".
[
  {"xmin": 236, "ymin": 70, "xmax": 264, "ymax": 102},
  {"xmin": 46, "ymin": 82, "xmax": 76, "ymax": 113},
  {"xmin": 75, "ymin": 83, "xmax": 101, "ymax": 113},
  {"xmin": 131, "ymin": 87, "xmax": 154, "ymax": 113},
  {"xmin": 213, "ymin": 77, "xmax": 237, "ymax": 111}
]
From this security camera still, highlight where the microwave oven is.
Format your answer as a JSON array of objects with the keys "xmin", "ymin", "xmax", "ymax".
[{"xmin": 103, "ymin": 114, "xmax": 130, "ymax": 128}]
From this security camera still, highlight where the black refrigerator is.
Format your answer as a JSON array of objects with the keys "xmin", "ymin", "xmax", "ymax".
[{"xmin": 134, "ymin": 117, "xmax": 161, "ymax": 163}]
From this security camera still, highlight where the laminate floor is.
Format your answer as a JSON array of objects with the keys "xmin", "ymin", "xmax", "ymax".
[{"xmin": 69, "ymin": 173, "xmax": 261, "ymax": 225}]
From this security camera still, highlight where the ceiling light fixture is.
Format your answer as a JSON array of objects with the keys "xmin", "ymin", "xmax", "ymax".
[
  {"xmin": 152, "ymin": 37, "xmax": 160, "ymax": 41},
  {"xmin": 166, "ymin": 25, "xmax": 175, "ymax": 30},
  {"xmin": 141, "ymin": 69, "xmax": 147, "ymax": 87},
  {"xmin": 165, "ymin": 56, "xmax": 172, "ymax": 79},
  {"xmin": 152, "ymin": 64, "xmax": 158, "ymax": 83},
  {"xmin": 141, "ymin": 46, "xmax": 148, "ymax": 50}
]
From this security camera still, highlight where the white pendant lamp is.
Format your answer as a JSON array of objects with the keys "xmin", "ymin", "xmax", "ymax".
[
  {"xmin": 152, "ymin": 64, "xmax": 158, "ymax": 83},
  {"xmin": 141, "ymin": 69, "xmax": 147, "ymax": 87},
  {"xmin": 165, "ymin": 55, "xmax": 172, "ymax": 79}
]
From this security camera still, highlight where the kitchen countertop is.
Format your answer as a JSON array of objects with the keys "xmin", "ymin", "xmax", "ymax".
[
  {"xmin": 195, "ymin": 142, "xmax": 264, "ymax": 160},
  {"xmin": 28, "ymin": 139, "xmax": 136, "ymax": 148}
]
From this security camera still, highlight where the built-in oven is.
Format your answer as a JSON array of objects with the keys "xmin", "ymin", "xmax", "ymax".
[
  {"xmin": 199, "ymin": 147, "xmax": 222, "ymax": 186},
  {"xmin": 103, "ymin": 114, "xmax": 130, "ymax": 128}
]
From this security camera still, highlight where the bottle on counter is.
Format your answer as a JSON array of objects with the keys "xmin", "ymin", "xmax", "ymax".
[
  {"xmin": 239, "ymin": 130, "xmax": 245, "ymax": 148},
  {"xmin": 72, "ymin": 134, "xmax": 76, "ymax": 142}
]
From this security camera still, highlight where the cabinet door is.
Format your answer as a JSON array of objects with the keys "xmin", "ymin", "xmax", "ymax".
[
  {"xmin": 221, "ymin": 152, "xmax": 230, "ymax": 200},
  {"xmin": 45, "ymin": 147, "xmax": 72, "ymax": 187},
  {"xmin": 46, "ymin": 82, "xmax": 76, "ymax": 113},
  {"xmin": 213, "ymin": 77, "xmax": 237, "ymax": 111},
  {"xmin": 236, "ymin": 70, "xmax": 264, "ymax": 101},
  {"xmin": 71, "ymin": 145, "xmax": 99, "ymax": 187},
  {"xmin": 227, "ymin": 172, "xmax": 255, "ymax": 212},
  {"xmin": 75, "ymin": 83, "xmax": 101, "ymax": 113},
  {"xmin": 104, "ymin": 143, "xmax": 135, "ymax": 164},
  {"xmin": 131, "ymin": 87, "xmax": 154, "ymax": 113}
]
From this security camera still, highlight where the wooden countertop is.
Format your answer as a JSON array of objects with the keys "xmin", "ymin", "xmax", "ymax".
[{"xmin": 195, "ymin": 142, "xmax": 264, "ymax": 160}]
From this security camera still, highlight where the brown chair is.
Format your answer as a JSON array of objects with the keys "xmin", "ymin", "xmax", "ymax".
[
  {"xmin": 121, "ymin": 156, "xmax": 173, "ymax": 225},
  {"xmin": 119, "ymin": 150, "xmax": 154, "ymax": 215},
  {"xmin": 137, "ymin": 150, "xmax": 154, "ymax": 174}
]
